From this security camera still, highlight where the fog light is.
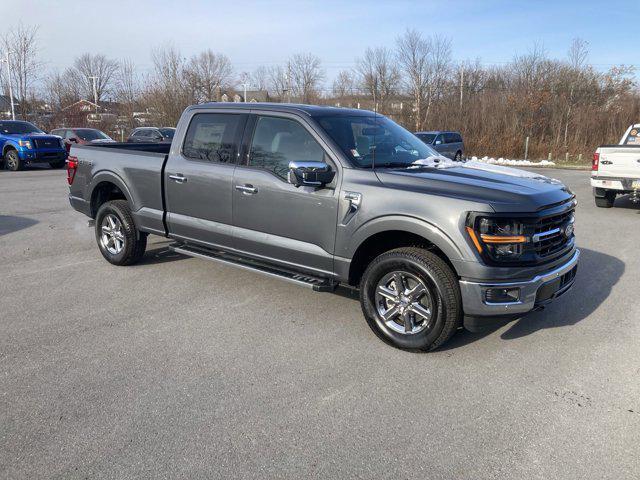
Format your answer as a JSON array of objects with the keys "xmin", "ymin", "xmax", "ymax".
[{"xmin": 485, "ymin": 287, "xmax": 520, "ymax": 303}]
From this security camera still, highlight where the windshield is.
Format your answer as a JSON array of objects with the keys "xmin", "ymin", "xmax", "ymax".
[
  {"xmin": 416, "ymin": 133, "xmax": 437, "ymax": 144},
  {"xmin": 624, "ymin": 127, "xmax": 639, "ymax": 145},
  {"xmin": 0, "ymin": 121, "xmax": 44, "ymax": 135},
  {"xmin": 76, "ymin": 129, "xmax": 111, "ymax": 141},
  {"xmin": 317, "ymin": 115, "xmax": 439, "ymax": 168},
  {"xmin": 159, "ymin": 128, "xmax": 175, "ymax": 139}
]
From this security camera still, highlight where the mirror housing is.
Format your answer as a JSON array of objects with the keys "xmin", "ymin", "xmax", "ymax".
[
  {"xmin": 435, "ymin": 140, "xmax": 442, "ymax": 145},
  {"xmin": 288, "ymin": 161, "xmax": 335, "ymax": 188},
  {"xmin": 69, "ymin": 137, "xmax": 78, "ymax": 143}
]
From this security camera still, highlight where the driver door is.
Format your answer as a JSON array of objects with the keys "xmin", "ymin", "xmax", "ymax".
[{"xmin": 232, "ymin": 114, "xmax": 339, "ymax": 276}]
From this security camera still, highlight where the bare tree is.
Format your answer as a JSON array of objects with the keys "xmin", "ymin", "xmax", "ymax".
[
  {"xmin": 250, "ymin": 65, "xmax": 270, "ymax": 92},
  {"xmin": 144, "ymin": 45, "xmax": 193, "ymax": 125},
  {"xmin": 332, "ymin": 70, "xmax": 355, "ymax": 99},
  {"xmin": 396, "ymin": 29, "xmax": 431, "ymax": 130},
  {"xmin": 356, "ymin": 47, "xmax": 400, "ymax": 112},
  {"xmin": 267, "ymin": 65, "xmax": 289, "ymax": 101},
  {"xmin": 2, "ymin": 24, "xmax": 41, "ymax": 118},
  {"xmin": 70, "ymin": 53, "xmax": 119, "ymax": 104},
  {"xmin": 288, "ymin": 53, "xmax": 324, "ymax": 103},
  {"xmin": 421, "ymin": 35, "xmax": 452, "ymax": 125},
  {"xmin": 186, "ymin": 50, "xmax": 234, "ymax": 102},
  {"xmin": 43, "ymin": 69, "xmax": 80, "ymax": 111}
]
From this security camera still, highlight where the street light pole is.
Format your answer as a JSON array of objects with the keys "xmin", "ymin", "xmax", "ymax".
[
  {"xmin": 3, "ymin": 50, "xmax": 15, "ymax": 120},
  {"xmin": 88, "ymin": 75, "xmax": 99, "ymax": 111}
]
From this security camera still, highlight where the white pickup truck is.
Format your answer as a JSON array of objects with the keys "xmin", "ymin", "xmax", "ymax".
[{"xmin": 591, "ymin": 123, "xmax": 640, "ymax": 207}]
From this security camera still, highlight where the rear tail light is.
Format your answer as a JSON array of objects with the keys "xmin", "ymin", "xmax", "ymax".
[
  {"xmin": 592, "ymin": 152, "xmax": 599, "ymax": 171},
  {"xmin": 67, "ymin": 156, "xmax": 78, "ymax": 185}
]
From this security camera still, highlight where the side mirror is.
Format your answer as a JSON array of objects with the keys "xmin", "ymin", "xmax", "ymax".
[
  {"xmin": 288, "ymin": 161, "xmax": 335, "ymax": 188},
  {"xmin": 435, "ymin": 140, "xmax": 442, "ymax": 145},
  {"xmin": 69, "ymin": 137, "xmax": 78, "ymax": 143}
]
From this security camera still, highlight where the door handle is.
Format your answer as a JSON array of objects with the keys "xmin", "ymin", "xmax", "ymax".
[
  {"xmin": 235, "ymin": 184, "xmax": 258, "ymax": 195},
  {"xmin": 169, "ymin": 174, "xmax": 187, "ymax": 183}
]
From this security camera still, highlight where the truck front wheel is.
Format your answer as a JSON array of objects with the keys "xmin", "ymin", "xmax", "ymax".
[
  {"xmin": 4, "ymin": 149, "xmax": 22, "ymax": 171},
  {"xmin": 359, "ymin": 247, "xmax": 462, "ymax": 351},
  {"xmin": 95, "ymin": 200, "xmax": 147, "ymax": 266}
]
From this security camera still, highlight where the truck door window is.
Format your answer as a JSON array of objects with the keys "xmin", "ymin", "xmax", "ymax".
[
  {"xmin": 248, "ymin": 116, "xmax": 326, "ymax": 180},
  {"xmin": 182, "ymin": 113, "xmax": 244, "ymax": 163}
]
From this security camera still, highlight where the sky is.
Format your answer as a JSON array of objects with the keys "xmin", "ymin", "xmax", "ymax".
[{"xmin": 9, "ymin": 0, "xmax": 640, "ymax": 83}]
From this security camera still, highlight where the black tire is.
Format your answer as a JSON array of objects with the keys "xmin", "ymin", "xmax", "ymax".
[
  {"xmin": 359, "ymin": 247, "xmax": 462, "ymax": 351},
  {"xmin": 454, "ymin": 151, "xmax": 463, "ymax": 162},
  {"xmin": 595, "ymin": 191, "xmax": 616, "ymax": 208},
  {"xmin": 4, "ymin": 149, "xmax": 22, "ymax": 171},
  {"xmin": 49, "ymin": 159, "xmax": 67, "ymax": 169},
  {"xmin": 95, "ymin": 200, "xmax": 147, "ymax": 266}
]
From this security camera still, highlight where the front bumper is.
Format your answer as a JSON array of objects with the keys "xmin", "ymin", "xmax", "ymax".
[
  {"xmin": 459, "ymin": 249, "xmax": 579, "ymax": 319},
  {"xmin": 18, "ymin": 149, "xmax": 67, "ymax": 164}
]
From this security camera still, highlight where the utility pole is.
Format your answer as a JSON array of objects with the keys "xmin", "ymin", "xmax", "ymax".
[
  {"xmin": 88, "ymin": 75, "xmax": 99, "ymax": 111},
  {"xmin": 286, "ymin": 63, "xmax": 292, "ymax": 103},
  {"xmin": 459, "ymin": 66, "xmax": 464, "ymax": 110},
  {"xmin": 241, "ymin": 72, "xmax": 248, "ymax": 103},
  {"xmin": 2, "ymin": 50, "xmax": 15, "ymax": 120}
]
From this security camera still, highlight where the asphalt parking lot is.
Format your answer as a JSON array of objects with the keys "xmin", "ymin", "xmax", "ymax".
[{"xmin": 1, "ymin": 166, "xmax": 639, "ymax": 479}]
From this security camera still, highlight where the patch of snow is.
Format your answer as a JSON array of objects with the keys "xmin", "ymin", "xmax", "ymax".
[{"xmin": 470, "ymin": 156, "xmax": 555, "ymax": 167}]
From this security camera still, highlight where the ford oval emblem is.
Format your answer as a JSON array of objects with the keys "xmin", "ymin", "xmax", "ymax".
[{"xmin": 564, "ymin": 223, "xmax": 574, "ymax": 238}]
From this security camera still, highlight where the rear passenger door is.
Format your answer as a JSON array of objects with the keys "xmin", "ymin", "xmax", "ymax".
[
  {"xmin": 231, "ymin": 113, "xmax": 339, "ymax": 276},
  {"xmin": 164, "ymin": 112, "xmax": 247, "ymax": 248}
]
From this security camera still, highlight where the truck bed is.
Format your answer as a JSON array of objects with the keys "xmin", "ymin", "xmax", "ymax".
[{"xmin": 68, "ymin": 143, "xmax": 170, "ymax": 236}]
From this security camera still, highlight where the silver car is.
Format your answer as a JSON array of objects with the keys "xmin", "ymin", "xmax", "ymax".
[{"xmin": 415, "ymin": 130, "xmax": 464, "ymax": 161}]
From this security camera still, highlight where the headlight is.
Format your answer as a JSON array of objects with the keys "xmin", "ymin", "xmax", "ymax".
[
  {"xmin": 466, "ymin": 215, "xmax": 526, "ymax": 261},
  {"xmin": 18, "ymin": 140, "xmax": 32, "ymax": 149}
]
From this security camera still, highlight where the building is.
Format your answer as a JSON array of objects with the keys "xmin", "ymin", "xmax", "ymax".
[
  {"xmin": 220, "ymin": 89, "xmax": 270, "ymax": 103},
  {"xmin": 0, "ymin": 95, "xmax": 19, "ymax": 119}
]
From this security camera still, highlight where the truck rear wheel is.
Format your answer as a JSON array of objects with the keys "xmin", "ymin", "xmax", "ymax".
[
  {"xmin": 595, "ymin": 191, "xmax": 616, "ymax": 208},
  {"xmin": 95, "ymin": 200, "xmax": 147, "ymax": 266},
  {"xmin": 359, "ymin": 247, "xmax": 462, "ymax": 351},
  {"xmin": 4, "ymin": 150, "xmax": 22, "ymax": 171}
]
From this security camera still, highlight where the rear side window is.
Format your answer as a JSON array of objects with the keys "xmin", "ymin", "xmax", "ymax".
[
  {"xmin": 248, "ymin": 116, "xmax": 326, "ymax": 180},
  {"xmin": 444, "ymin": 132, "xmax": 457, "ymax": 143},
  {"xmin": 182, "ymin": 113, "xmax": 244, "ymax": 163},
  {"xmin": 625, "ymin": 127, "xmax": 639, "ymax": 145}
]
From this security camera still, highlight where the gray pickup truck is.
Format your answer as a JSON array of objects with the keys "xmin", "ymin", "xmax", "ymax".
[{"xmin": 67, "ymin": 103, "xmax": 579, "ymax": 351}]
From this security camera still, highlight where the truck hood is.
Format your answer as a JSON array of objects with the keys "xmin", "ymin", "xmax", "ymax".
[
  {"xmin": 6, "ymin": 132, "xmax": 63, "ymax": 144},
  {"xmin": 376, "ymin": 159, "xmax": 574, "ymax": 212}
]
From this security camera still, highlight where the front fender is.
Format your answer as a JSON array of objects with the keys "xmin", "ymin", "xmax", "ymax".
[{"xmin": 347, "ymin": 214, "xmax": 465, "ymax": 264}]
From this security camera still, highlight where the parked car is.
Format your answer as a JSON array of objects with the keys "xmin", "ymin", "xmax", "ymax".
[
  {"xmin": 67, "ymin": 103, "xmax": 578, "ymax": 351},
  {"xmin": 126, "ymin": 127, "xmax": 175, "ymax": 143},
  {"xmin": 415, "ymin": 131, "xmax": 464, "ymax": 161},
  {"xmin": 50, "ymin": 128, "xmax": 114, "ymax": 153},
  {"xmin": 591, "ymin": 123, "xmax": 640, "ymax": 207},
  {"xmin": 0, "ymin": 120, "xmax": 67, "ymax": 170}
]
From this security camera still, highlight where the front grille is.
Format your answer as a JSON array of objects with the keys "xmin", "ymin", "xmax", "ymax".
[
  {"xmin": 33, "ymin": 138, "xmax": 59, "ymax": 149},
  {"xmin": 530, "ymin": 209, "xmax": 574, "ymax": 258}
]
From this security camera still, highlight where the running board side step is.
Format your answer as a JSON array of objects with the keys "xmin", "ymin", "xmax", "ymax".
[{"xmin": 169, "ymin": 243, "xmax": 338, "ymax": 292}]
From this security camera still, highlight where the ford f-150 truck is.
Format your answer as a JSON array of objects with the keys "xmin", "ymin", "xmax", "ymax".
[
  {"xmin": 67, "ymin": 103, "xmax": 579, "ymax": 351},
  {"xmin": 591, "ymin": 123, "xmax": 640, "ymax": 207},
  {"xmin": 0, "ymin": 120, "xmax": 67, "ymax": 170}
]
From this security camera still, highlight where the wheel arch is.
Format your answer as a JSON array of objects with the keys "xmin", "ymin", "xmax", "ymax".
[
  {"xmin": 89, "ymin": 172, "xmax": 134, "ymax": 218},
  {"xmin": 346, "ymin": 216, "xmax": 464, "ymax": 286}
]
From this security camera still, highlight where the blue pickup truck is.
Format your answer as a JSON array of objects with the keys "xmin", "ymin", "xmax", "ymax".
[{"xmin": 0, "ymin": 120, "xmax": 67, "ymax": 171}]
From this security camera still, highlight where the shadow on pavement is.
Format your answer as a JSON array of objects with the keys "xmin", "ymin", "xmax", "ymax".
[
  {"xmin": 0, "ymin": 215, "xmax": 38, "ymax": 236},
  {"xmin": 440, "ymin": 247, "xmax": 624, "ymax": 349},
  {"xmin": 138, "ymin": 244, "xmax": 188, "ymax": 266},
  {"xmin": 614, "ymin": 195, "xmax": 640, "ymax": 212}
]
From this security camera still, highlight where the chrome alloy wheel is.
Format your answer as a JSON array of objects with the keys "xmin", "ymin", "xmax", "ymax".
[
  {"xmin": 100, "ymin": 214, "xmax": 125, "ymax": 255},
  {"xmin": 374, "ymin": 271, "xmax": 434, "ymax": 335}
]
